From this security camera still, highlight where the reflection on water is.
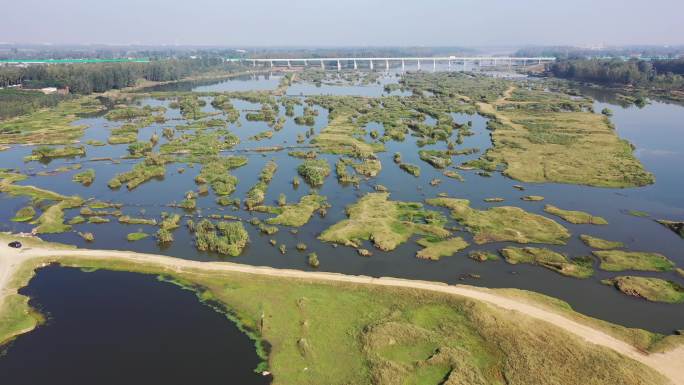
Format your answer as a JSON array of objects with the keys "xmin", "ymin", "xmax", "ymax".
[
  {"xmin": 0, "ymin": 75, "xmax": 683, "ymax": 333},
  {"xmin": 0, "ymin": 266, "xmax": 268, "ymax": 385}
]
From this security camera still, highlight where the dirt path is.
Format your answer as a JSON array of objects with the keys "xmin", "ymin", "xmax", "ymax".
[{"xmin": 1, "ymin": 242, "xmax": 682, "ymax": 385}]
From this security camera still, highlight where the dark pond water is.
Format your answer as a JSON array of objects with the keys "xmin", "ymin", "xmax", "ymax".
[
  {"xmin": 0, "ymin": 266, "xmax": 268, "ymax": 385},
  {"xmin": 1, "ymin": 74, "xmax": 683, "ymax": 335}
]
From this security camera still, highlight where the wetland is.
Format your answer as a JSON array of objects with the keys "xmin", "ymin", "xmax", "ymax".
[{"xmin": 2, "ymin": 68, "xmax": 684, "ymax": 383}]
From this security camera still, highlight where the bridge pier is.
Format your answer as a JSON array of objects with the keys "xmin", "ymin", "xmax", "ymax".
[
  {"xmin": 337, "ymin": 60, "xmax": 341, "ymax": 71},
  {"xmin": 448, "ymin": 60, "xmax": 451, "ymax": 71},
  {"xmin": 369, "ymin": 60, "xmax": 373, "ymax": 71},
  {"xmin": 353, "ymin": 59, "xmax": 357, "ymax": 70},
  {"xmin": 385, "ymin": 60, "xmax": 389, "ymax": 71},
  {"xmin": 401, "ymin": 59, "xmax": 405, "ymax": 72},
  {"xmin": 417, "ymin": 59, "xmax": 421, "ymax": 71},
  {"xmin": 433, "ymin": 59, "xmax": 436, "ymax": 72},
  {"xmin": 252, "ymin": 60, "xmax": 256, "ymax": 67},
  {"xmin": 321, "ymin": 60, "xmax": 325, "ymax": 70},
  {"xmin": 270, "ymin": 60, "xmax": 273, "ymax": 68},
  {"xmin": 287, "ymin": 60, "xmax": 291, "ymax": 68}
]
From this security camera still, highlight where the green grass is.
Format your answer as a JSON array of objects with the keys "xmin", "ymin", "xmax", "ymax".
[
  {"xmin": 266, "ymin": 194, "xmax": 328, "ymax": 227},
  {"xmin": 426, "ymin": 197, "xmax": 570, "ymax": 245},
  {"xmin": 500, "ymin": 247, "xmax": 594, "ymax": 278},
  {"xmin": 399, "ymin": 163, "xmax": 420, "ymax": 177},
  {"xmin": 415, "ymin": 237, "xmax": 469, "ymax": 260},
  {"xmin": 118, "ymin": 216, "xmax": 157, "ymax": 225},
  {"xmin": 297, "ymin": 159, "xmax": 331, "ymax": 187},
  {"xmin": 603, "ymin": 276, "xmax": 684, "ymax": 303},
  {"xmin": 594, "ymin": 250, "xmax": 675, "ymax": 272},
  {"xmin": 468, "ymin": 83, "xmax": 654, "ymax": 188},
  {"xmin": 544, "ymin": 205, "xmax": 608, "ymax": 225},
  {"xmin": 24, "ymin": 145, "xmax": 86, "ymax": 162},
  {"xmin": 1, "ymin": 249, "xmax": 669, "ymax": 385},
  {"xmin": 320, "ymin": 193, "xmax": 449, "ymax": 251},
  {"xmin": 72, "ymin": 169, "xmax": 95, "ymax": 186},
  {"xmin": 126, "ymin": 232, "xmax": 149, "ymax": 241},
  {"xmin": 0, "ymin": 171, "xmax": 68, "ymax": 202},
  {"xmin": 108, "ymin": 155, "xmax": 166, "ymax": 190},
  {"xmin": 30, "ymin": 197, "xmax": 84, "ymax": 233},
  {"xmin": 11, "ymin": 206, "xmax": 36, "ymax": 222},
  {"xmin": 88, "ymin": 216, "xmax": 110, "ymax": 224},
  {"xmin": 245, "ymin": 160, "xmax": 278, "ymax": 210},
  {"xmin": 195, "ymin": 156, "xmax": 247, "ymax": 196},
  {"xmin": 312, "ymin": 114, "xmax": 384, "ymax": 158},
  {"xmin": 192, "ymin": 219, "xmax": 249, "ymax": 256},
  {"xmin": 0, "ymin": 97, "xmax": 103, "ymax": 144},
  {"xmin": 628, "ymin": 210, "xmax": 650, "ymax": 217},
  {"xmin": 580, "ymin": 234, "xmax": 624, "ymax": 249},
  {"xmin": 418, "ymin": 150, "xmax": 452, "ymax": 169}
]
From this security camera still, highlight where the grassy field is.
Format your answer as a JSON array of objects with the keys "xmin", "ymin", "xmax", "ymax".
[
  {"xmin": 426, "ymin": 197, "xmax": 570, "ymax": 245},
  {"xmin": 593, "ymin": 250, "xmax": 675, "ymax": 272},
  {"xmin": 0, "ymin": 97, "xmax": 104, "ymax": 144},
  {"xmin": 603, "ymin": 276, "xmax": 684, "ymax": 304},
  {"xmin": 265, "ymin": 194, "xmax": 328, "ymax": 227},
  {"xmin": 311, "ymin": 114, "xmax": 384, "ymax": 158},
  {"xmin": 415, "ymin": 237, "xmax": 469, "ymax": 260},
  {"xmin": 468, "ymin": 85, "xmax": 654, "ymax": 188},
  {"xmin": 500, "ymin": 247, "xmax": 594, "ymax": 278},
  {"xmin": 544, "ymin": 205, "xmax": 609, "ymax": 225},
  {"xmin": 0, "ymin": 251, "xmax": 672, "ymax": 385},
  {"xmin": 580, "ymin": 234, "xmax": 625, "ymax": 249},
  {"xmin": 319, "ymin": 193, "xmax": 450, "ymax": 251}
]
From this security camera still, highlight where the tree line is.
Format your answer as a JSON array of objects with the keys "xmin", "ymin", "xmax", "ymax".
[
  {"xmin": 549, "ymin": 59, "xmax": 684, "ymax": 89},
  {"xmin": 0, "ymin": 58, "xmax": 244, "ymax": 94}
]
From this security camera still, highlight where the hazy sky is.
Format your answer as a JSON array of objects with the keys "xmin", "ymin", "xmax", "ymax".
[{"xmin": 2, "ymin": 0, "xmax": 683, "ymax": 47}]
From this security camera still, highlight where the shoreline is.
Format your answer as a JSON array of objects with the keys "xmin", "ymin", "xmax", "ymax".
[{"xmin": 0, "ymin": 234, "xmax": 683, "ymax": 384}]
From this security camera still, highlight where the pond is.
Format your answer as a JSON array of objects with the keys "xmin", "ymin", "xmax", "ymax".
[{"xmin": 0, "ymin": 266, "xmax": 268, "ymax": 385}]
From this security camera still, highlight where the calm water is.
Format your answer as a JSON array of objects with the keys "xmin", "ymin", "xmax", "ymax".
[
  {"xmin": 1, "ymin": 74, "xmax": 683, "ymax": 335},
  {"xmin": 0, "ymin": 266, "xmax": 268, "ymax": 385}
]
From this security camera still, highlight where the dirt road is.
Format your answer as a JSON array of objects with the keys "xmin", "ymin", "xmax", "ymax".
[{"xmin": 1, "ymin": 241, "xmax": 682, "ymax": 384}]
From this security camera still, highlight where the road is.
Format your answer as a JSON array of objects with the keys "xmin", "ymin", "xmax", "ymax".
[{"xmin": 1, "ymin": 240, "xmax": 682, "ymax": 384}]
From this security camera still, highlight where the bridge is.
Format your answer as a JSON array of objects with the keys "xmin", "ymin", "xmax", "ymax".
[{"xmin": 229, "ymin": 57, "xmax": 556, "ymax": 71}]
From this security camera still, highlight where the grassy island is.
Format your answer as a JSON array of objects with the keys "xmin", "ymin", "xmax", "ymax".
[
  {"xmin": 544, "ymin": 205, "xmax": 608, "ymax": 225},
  {"xmin": 593, "ymin": 250, "xmax": 674, "ymax": 272},
  {"xmin": 603, "ymin": 276, "xmax": 684, "ymax": 303},
  {"xmin": 501, "ymin": 247, "xmax": 594, "ymax": 278},
  {"xmin": 427, "ymin": 197, "xmax": 570, "ymax": 245},
  {"xmin": 320, "ymin": 193, "xmax": 449, "ymax": 251}
]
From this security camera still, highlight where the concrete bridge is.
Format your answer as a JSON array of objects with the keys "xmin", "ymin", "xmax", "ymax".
[{"xmin": 229, "ymin": 57, "xmax": 556, "ymax": 71}]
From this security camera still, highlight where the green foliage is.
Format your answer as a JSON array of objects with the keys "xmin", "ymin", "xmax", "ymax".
[
  {"xmin": 72, "ymin": 169, "xmax": 95, "ymax": 186},
  {"xmin": 593, "ymin": 250, "xmax": 674, "ymax": 272},
  {"xmin": 427, "ymin": 197, "xmax": 570, "ymax": 245},
  {"xmin": 196, "ymin": 156, "xmax": 247, "ymax": 196},
  {"xmin": 501, "ymin": 247, "xmax": 594, "ymax": 278},
  {"xmin": 108, "ymin": 155, "xmax": 166, "ymax": 190},
  {"xmin": 245, "ymin": 160, "xmax": 278, "ymax": 210},
  {"xmin": 0, "ymin": 89, "xmax": 68, "ymax": 120},
  {"xmin": 297, "ymin": 159, "xmax": 331, "ymax": 187},
  {"xmin": 126, "ymin": 232, "xmax": 149, "ymax": 241},
  {"xmin": 193, "ymin": 219, "xmax": 249, "ymax": 256},
  {"xmin": 11, "ymin": 206, "xmax": 36, "ymax": 222}
]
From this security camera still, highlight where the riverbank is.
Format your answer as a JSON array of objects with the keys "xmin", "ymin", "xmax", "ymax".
[{"xmin": 1, "ymin": 233, "xmax": 682, "ymax": 384}]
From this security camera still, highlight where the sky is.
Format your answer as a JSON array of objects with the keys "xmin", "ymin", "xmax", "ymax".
[{"xmin": 2, "ymin": 0, "xmax": 683, "ymax": 47}]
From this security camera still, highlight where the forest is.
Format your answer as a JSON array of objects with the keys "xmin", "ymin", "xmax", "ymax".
[
  {"xmin": 549, "ymin": 58, "xmax": 684, "ymax": 89},
  {"xmin": 0, "ymin": 58, "xmax": 244, "ymax": 94}
]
